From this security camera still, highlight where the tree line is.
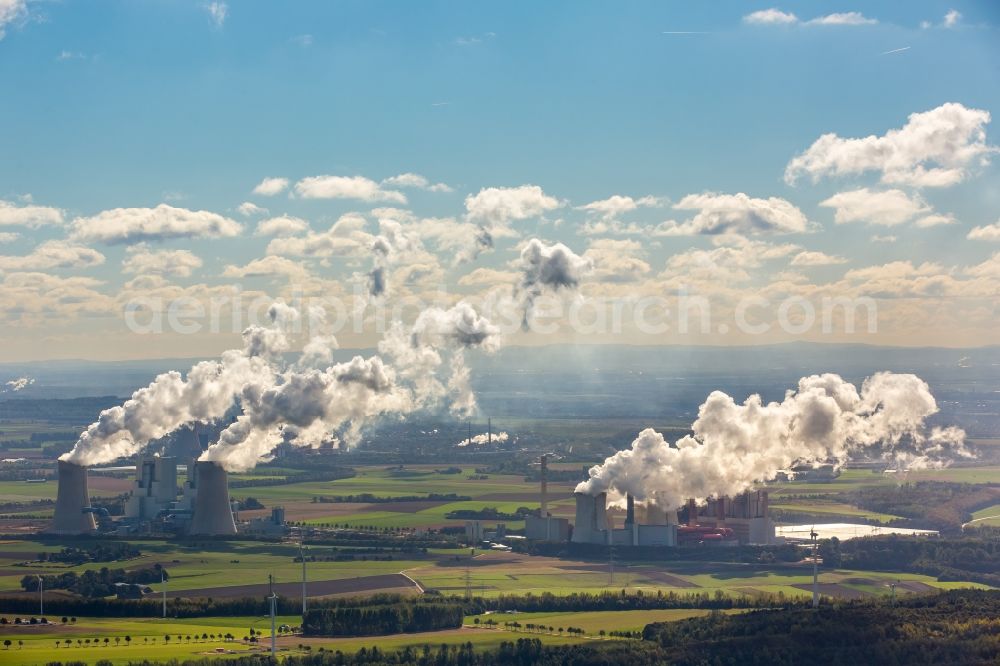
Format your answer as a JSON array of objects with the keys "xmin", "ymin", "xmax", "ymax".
[
  {"xmin": 20, "ymin": 565, "xmax": 166, "ymax": 597},
  {"xmin": 302, "ymin": 603, "xmax": 463, "ymax": 637}
]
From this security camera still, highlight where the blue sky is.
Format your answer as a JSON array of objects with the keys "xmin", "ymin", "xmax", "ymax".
[{"xmin": 1, "ymin": 1, "xmax": 999, "ymax": 360}]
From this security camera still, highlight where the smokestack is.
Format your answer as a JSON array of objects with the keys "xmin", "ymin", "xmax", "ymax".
[
  {"xmin": 188, "ymin": 461, "xmax": 237, "ymax": 536},
  {"xmin": 687, "ymin": 498, "xmax": 697, "ymax": 527},
  {"xmin": 625, "ymin": 494, "xmax": 635, "ymax": 525},
  {"xmin": 48, "ymin": 461, "xmax": 97, "ymax": 534},
  {"xmin": 540, "ymin": 455, "xmax": 548, "ymax": 517},
  {"xmin": 761, "ymin": 490, "xmax": 769, "ymax": 519},
  {"xmin": 488, "ymin": 417, "xmax": 491, "ymax": 446},
  {"xmin": 716, "ymin": 496, "xmax": 726, "ymax": 523}
]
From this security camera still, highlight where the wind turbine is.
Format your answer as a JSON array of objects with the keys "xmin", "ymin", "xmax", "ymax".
[
  {"xmin": 268, "ymin": 574, "xmax": 277, "ymax": 657},
  {"xmin": 299, "ymin": 541, "xmax": 308, "ymax": 614}
]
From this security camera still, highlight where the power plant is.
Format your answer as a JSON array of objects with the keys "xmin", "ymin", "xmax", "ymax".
[
  {"xmin": 47, "ymin": 461, "xmax": 98, "ymax": 534},
  {"xmin": 569, "ymin": 490, "xmax": 775, "ymax": 547},
  {"xmin": 48, "ymin": 456, "xmax": 279, "ymax": 538}
]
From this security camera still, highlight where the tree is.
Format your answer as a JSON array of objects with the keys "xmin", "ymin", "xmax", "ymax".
[
  {"xmin": 3, "ymin": 640, "xmax": 10, "ymax": 650},
  {"xmin": 115, "ymin": 637, "xmax": 120, "ymax": 646},
  {"xmin": 125, "ymin": 636, "xmax": 131, "ymax": 647}
]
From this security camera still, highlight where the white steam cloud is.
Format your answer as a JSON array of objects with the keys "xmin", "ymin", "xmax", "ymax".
[
  {"xmin": 4, "ymin": 377, "xmax": 34, "ymax": 392},
  {"xmin": 379, "ymin": 302, "xmax": 502, "ymax": 417},
  {"xmin": 62, "ymin": 302, "xmax": 500, "ymax": 471},
  {"xmin": 577, "ymin": 372, "xmax": 970, "ymax": 510},
  {"xmin": 457, "ymin": 431, "xmax": 509, "ymax": 447}
]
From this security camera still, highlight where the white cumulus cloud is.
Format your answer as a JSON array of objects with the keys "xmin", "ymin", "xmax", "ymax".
[
  {"xmin": 252, "ymin": 177, "xmax": 290, "ymax": 197},
  {"xmin": 0, "ymin": 240, "xmax": 105, "ymax": 271},
  {"xmin": 0, "ymin": 199, "xmax": 64, "ymax": 228},
  {"xmin": 72, "ymin": 204, "xmax": 242, "ymax": 244},
  {"xmin": 0, "ymin": 0, "xmax": 27, "ymax": 40},
  {"xmin": 657, "ymin": 192, "xmax": 810, "ymax": 236},
  {"xmin": 255, "ymin": 215, "xmax": 309, "ymax": 237},
  {"xmin": 968, "ymin": 219, "xmax": 1000, "ymax": 241},
  {"xmin": 122, "ymin": 247, "xmax": 203, "ymax": 278},
  {"xmin": 785, "ymin": 103, "xmax": 995, "ymax": 188},
  {"xmin": 294, "ymin": 175, "xmax": 407, "ymax": 203}
]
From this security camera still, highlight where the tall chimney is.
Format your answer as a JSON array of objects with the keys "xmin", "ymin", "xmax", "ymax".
[
  {"xmin": 539, "ymin": 455, "xmax": 548, "ymax": 517},
  {"xmin": 760, "ymin": 490, "xmax": 769, "ymax": 519},
  {"xmin": 687, "ymin": 498, "xmax": 697, "ymax": 527},
  {"xmin": 49, "ymin": 461, "xmax": 97, "ymax": 534},
  {"xmin": 487, "ymin": 417, "xmax": 492, "ymax": 446},
  {"xmin": 625, "ymin": 494, "xmax": 635, "ymax": 525},
  {"xmin": 188, "ymin": 461, "xmax": 237, "ymax": 536}
]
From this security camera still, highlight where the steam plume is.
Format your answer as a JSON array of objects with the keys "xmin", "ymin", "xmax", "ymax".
[
  {"xmin": 516, "ymin": 238, "xmax": 591, "ymax": 325},
  {"xmin": 458, "ymin": 431, "xmax": 509, "ymax": 447},
  {"xmin": 64, "ymin": 301, "xmax": 500, "ymax": 471},
  {"xmin": 4, "ymin": 377, "xmax": 34, "ymax": 392},
  {"xmin": 379, "ymin": 302, "xmax": 502, "ymax": 417},
  {"xmin": 577, "ymin": 372, "xmax": 970, "ymax": 510}
]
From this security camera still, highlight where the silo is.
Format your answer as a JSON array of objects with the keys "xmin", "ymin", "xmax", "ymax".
[
  {"xmin": 187, "ymin": 461, "xmax": 237, "ymax": 536},
  {"xmin": 48, "ymin": 461, "xmax": 97, "ymax": 534}
]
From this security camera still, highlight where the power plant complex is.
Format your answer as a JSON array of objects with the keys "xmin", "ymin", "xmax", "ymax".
[
  {"xmin": 50, "ymin": 446, "xmax": 770, "ymax": 547},
  {"xmin": 48, "ymin": 456, "xmax": 280, "ymax": 538},
  {"xmin": 520, "ymin": 455, "xmax": 777, "ymax": 547}
]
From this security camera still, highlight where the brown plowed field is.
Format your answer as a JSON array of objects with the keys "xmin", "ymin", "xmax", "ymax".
[{"xmin": 168, "ymin": 573, "xmax": 418, "ymax": 599}]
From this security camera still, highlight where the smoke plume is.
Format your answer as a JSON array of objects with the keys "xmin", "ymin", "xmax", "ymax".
[
  {"xmin": 577, "ymin": 372, "xmax": 970, "ymax": 510},
  {"xmin": 457, "ymin": 431, "xmax": 509, "ymax": 447},
  {"xmin": 379, "ymin": 302, "xmax": 502, "ymax": 417},
  {"xmin": 4, "ymin": 377, "xmax": 34, "ymax": 392},
  {"xmin": 63, "ymin": 301, "xmax": 500, "ymax": 471},
  {"xmin": 516, "ymin": 238, "xmax": 591, "ymax": 325}
]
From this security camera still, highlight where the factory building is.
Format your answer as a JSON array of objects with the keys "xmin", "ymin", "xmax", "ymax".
[
  {"xmin": 571, "ymin": 490, "xmax": 774, "ymax": 547},
  {"xmin": 573, "ymin": 492, "xmax": 679, "ymax": 547},
  {"xmin": 697, "ymin": 491, "xmax": 775, "ymax": 545},
  {"xmin": 243, "ymin": 507, "xmax": 288, "ymax": 537},
  {"xmin": 124, "ymin": 455, "xmax": 179, "ymax": 520}
]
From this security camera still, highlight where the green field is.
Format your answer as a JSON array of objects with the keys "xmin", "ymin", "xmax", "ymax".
[
  {"xmin": 0, "ymin": 539, "xmax": 429, "ymax": 596},
  {"xmin": 0, "ymin": 614, "xmax": 590, "ymax": 665},
  {"xmin": 465, "ymin": 608, "xmax": 736, "ymax": 633},
  {"xmin": 967, "ymin": 504, "xmax": 1000, "ymax": 527}
]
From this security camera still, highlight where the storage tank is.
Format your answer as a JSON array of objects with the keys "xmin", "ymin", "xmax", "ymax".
[
  {"xmin": 48, "ymin": 461, "xmax": 97, "ymax": 534},
  {"xmin": 187, "ymin": 461, "xmax": 237, "ymax": 535}
]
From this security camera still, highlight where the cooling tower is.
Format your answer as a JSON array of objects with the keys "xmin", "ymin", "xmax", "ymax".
[
  {"xmin": 188, "ymin": 461, "xmax": 237, "ymax": 536},
  {"xmin": 48, "ymin": 461, "xmax": 97, "ymax": 534},
  {"xmin": 572, "ymin": 492, "xmax": 595, "ymax": 543}
]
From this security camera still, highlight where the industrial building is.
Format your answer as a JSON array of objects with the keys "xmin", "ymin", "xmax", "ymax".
[
  {"xmin": 570, "ymin": 490, "xmax": 775, "ymax": 547},
  {"xmin": 244, "ymin": 507, "xmax": 289, "ymax": 537},
  {"xmin": 124, "ymin": 455, "xmax": 179, "ymax": 521},
  {"xmin": 696, "ymin": 490, "xmax": 775, "ymax": 545}
]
